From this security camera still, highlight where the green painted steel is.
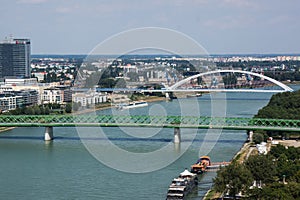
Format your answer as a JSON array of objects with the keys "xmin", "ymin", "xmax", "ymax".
[{"xmin": 0, "ymin": 115, "xmax": 300, "ymax": 132}]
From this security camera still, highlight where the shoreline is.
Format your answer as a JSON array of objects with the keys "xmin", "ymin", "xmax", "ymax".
[
  {"xmin": 203, "ymin": 140, "xmax": 253, "ymax": 199},
  {"xmin": 0, "ymin": 127, "xmax": 15, "ymax": 134},
  {"xmin": 74, "ymin": 96, "xmax": 167, "ymax": 115}
]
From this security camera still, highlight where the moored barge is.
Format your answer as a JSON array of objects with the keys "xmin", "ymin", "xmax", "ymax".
[{"xmin": 166, "ymin": 169, "xmax": 198, "ymax": 199}]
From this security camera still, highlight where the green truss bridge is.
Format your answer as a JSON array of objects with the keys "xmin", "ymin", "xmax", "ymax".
[{"xmin": 0, "ymin": 115, "xmax": 300, "ymax": 142}]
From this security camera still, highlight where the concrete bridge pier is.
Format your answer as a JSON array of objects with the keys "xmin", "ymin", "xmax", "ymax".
[
  {"xmin": 248, "ymin": 130, "xmax": 254, "ymax": 142},
  {"xmin": 44, "ymin": 127, "xmax": 54, "ymax": 141},
  {"xmin": 165, "ymin": 92, "xmax": 170, "ymax": 99},
  {"xmin": 174, "ymin": 127, "xmax": 181, "ymax": 143}
]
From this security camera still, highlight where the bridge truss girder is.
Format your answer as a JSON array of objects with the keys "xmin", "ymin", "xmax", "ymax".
[{"xmin": 0, "ymin": 115, "xmax": 300, "ymax": 132}]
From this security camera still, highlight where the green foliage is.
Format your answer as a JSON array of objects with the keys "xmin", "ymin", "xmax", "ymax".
[
  {"xmin": 255, "ymin": 90, "xmax": 300, "ymax": 138},
  {"xmin": 269, "ymin": 145, "xmax": 300, "ymax": 181},
  {"xmin": 65, "ymin": 103, "xmax": 72, "ymax": 113},
  {"xmin": 247, "ymin": 182, "xmax": 299, "ymax": 200},
  {"xmin": 33, "ymin": 106, "xmax": 41, "ymax": 115},
  {"xmin": 245, "ymin": 155, "xmax": 277, "ymax": 184},
  {"xmin": 44, "ymin": 106, "xmax": 50, "ymax": 115},
  {"xmin": 252, "ymin": 132, "xmax": 264, "ymax": 144},
  {"xmin": 213, "ymin": 162, "xmax": 253, "ymax": 198},
  {"xmin": 4, "ymin": 103, "xmax": 64, "ymax": 115},
  {"xmin": 223, "ymin": 73, "xmax": 237, "ymax": 88},
  {"xmin": 270, "ymin": 144, "xmax": 300, "ymax": 160},
  {"xmin": 24, "ymin": 107, "xmax": 34, "ymax": 115},
  {"xmin": 115, "ymin": 78, "xmax": 127, "ymax": 88},
  {"xmin": 214, "ymin": 146, "xmax": 300, "ymax": 199},
  {"xmin": 98, "ymin": 78, "xmax": 116, "ymax": 88},
  {"xmin": 72, "ymin": 102, "xmax": 81, "ymax": 112},
  {"xmin": 255, "ymin": 90, "xmax": 300, "ymax": 120}
]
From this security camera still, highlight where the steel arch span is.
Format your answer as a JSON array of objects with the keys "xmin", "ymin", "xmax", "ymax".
[{"xmin": 168, "ymin": 69, "xmax": 293, "ymax": 92}]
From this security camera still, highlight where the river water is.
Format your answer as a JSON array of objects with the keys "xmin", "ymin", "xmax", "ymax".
[{"xmin": 0, "ymin": 85, "xmax": 299, "ymax": 200}]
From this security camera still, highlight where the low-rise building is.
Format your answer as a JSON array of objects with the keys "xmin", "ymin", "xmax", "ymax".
[
  {"xmin": 42, "ymin": 88, "xmax": 63, "ymax": 104},
  {"xmin": 73, "ymin": 89, "xmax": 107, "ymax": 107},
  {"xmin": 13, "ymin": 89, "xmax": 39, "ymax": 106},
  {"xmin": 0, "ymin": 93, "xmax": 22, "ymax": 111},
  {"xmin": 41, "ymin": 86, "xmax": 72, "ymax": 104}
]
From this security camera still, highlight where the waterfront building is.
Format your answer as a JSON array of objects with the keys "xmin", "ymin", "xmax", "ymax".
[
  {"xmin": 41, "ymin": 88, "xmax": 64, "ymax": 104},
  {"xmin": 41, "ymin": 86, "xmax": 73, "ymax": 104},
  {"xmin": 12, "ymin": 89, "xmax": 39, "ymax": 106},
  {"xmin": 73, "ymin": 89, "xmax": 107, "ymax": 107},
  {"xmin": 0, "ymin": 37, "xmax": 31, "ymax": 78},
  {"xmin": 0, "ymin": 93, "xmax": 22, "ymax": 111},
  {"xmin": 0, "ymin": 89, "xmax": 39, "ymax": 111},
  {"xmin": 55, "ymin": 86, "xmax": 72, "ymax": 102}
]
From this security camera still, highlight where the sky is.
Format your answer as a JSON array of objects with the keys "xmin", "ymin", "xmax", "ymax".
[{"xmin": 1, "ymin": 0, "xmax": 300, "ymax": 55}]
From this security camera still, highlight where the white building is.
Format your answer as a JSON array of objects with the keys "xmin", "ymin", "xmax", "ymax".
[
  {"xmin": 73, "ymin": 90, "xmax": 107, "ymax": 107},
  {"xmin": 0, "ymin": 94, "xmax": 22, "ymax": 111},
  {"xmin": 5, "ymin": 78, "xmax": 38, "ymax": 86},
  {"xmin": 256, "ymin": 142, "xmax": 267, "ymax": 155},
  {"xmin": 42, "ymin": 88, "xmax": 63, "ymax": 104}
]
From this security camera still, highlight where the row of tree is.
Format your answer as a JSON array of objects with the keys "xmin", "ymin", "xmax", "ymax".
[
  {"xmin": 213, "ymin": 144, "xmax": 300, "ymax": 199},
  {"xmin": 4, "ymin": 103, "xmax": 73, "ymax": 115}
]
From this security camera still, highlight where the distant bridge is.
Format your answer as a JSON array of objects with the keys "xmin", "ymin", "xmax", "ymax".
[
  {"xmin": 96, "ymin": 70, "xmax": 293, "ymax": 93},
  {"xmin": 0, "ymin": 115, "xmax": 299, "ymax": 141},
  {"xmin": 168, "ymin": 69, "xmax": 294, "ymax": 93}
]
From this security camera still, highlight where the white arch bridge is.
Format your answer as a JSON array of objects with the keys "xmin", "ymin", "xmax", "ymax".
[{"xmin": 140, "ymin": 69, "xmax": 294, "ymax": 93}]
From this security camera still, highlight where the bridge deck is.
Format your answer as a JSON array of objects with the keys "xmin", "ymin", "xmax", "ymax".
[{"xmin": 0, "ymin": 115, "xmax": 299, "ymax": 132}]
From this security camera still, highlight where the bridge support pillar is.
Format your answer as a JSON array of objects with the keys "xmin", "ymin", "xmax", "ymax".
[
  {"xmin": 165, "ymin": 92, "xmax": 170, "ymax": 99},
  {"xmin": 44, "ymin": 127, "xmax": 53, "ymax": 141},
  {"xmin": 174, "ymin": 127, "xmax": 181, "ymax": 143},
  {"xmin": 249, "ymin": 130, "xmax": 254, "ymax": 142}
]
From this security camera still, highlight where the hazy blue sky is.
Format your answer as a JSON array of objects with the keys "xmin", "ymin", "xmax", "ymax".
[{"xmin": 1, "ymin": 0, "xmax": 299, "ymax": 54}]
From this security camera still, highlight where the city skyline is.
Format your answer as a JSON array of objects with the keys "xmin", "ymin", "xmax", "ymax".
[{"xmin": 1, "ymin": 0, "xmax": 300, "ymax": 54}]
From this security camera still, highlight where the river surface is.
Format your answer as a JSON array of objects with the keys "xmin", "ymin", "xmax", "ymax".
[{"xmin": 0, "ymin": 85, "xmax": 299, "ymax": 200}]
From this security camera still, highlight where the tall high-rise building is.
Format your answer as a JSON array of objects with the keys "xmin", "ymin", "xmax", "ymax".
[{"xmin": 0, "ymin": 37, "xmax": 31, "ymax": 78}]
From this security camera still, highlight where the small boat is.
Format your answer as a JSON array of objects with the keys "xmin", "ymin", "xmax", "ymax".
[
  {"xmin": 116, "ymin": 101, "xmax": 148, "ymax": 110},
  {"xmin": 186, "ymin": 93, "xmax": 202, "ymax": 98},
  {"xmin": 166, "ymin": 169, "xmax": 198, "ymax": 199},
  {"xmin": 190, "ymin": 156, "xmax": 211, "ymax": 174}
]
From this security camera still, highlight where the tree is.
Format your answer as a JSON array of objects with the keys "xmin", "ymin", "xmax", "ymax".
[
  {"xmin": 213, "ymin": 162, "xmax": 253, "ymax": 199},
  {"xmin": 72, "ymin": 102, "xmax": 81, "ymax": 112},
  {"xmin": 245, "ymin": 155, "xmax": 277, "ymax": 185},
  {"xmin": 24, "ymin": 107, "xmax": 34, "ymax": 115},
  {"xmin": 33, "ymin": 106, "xmax": 41, "ymax": 115},
  {"xmin": 223, "ymin": 73, "xmax": 237, "ymax": 88},
  {"xmin": 115, "ymin": 78, "xmax": 126, "ymax": 88},
  {"xmin": 65, "ymin": 103, "xmax": 72, "ymax": 113},
  {"xmin": 98, "ymin": 78, "xmax": 116, "ymax": 88},
  {"xmin": 248, "ymin": 183, "xmax": 296, "ymax": 200},
  {"xmin": 44, "ymin": 107, "xmax": 50, "ymax": 115},
  {"xmin": 252, "ymin": 132, "xmax": 264, "ymax": 144}
]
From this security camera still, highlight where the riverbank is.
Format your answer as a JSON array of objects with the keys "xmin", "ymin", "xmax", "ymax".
[
  {"xmin": 0, "ymin": 127, "xmax": 15, "ymax": 133},
  {"xmin": 73, "ymin": 96, "xmax": 166, "ymax": 115},
  {"xmin": 203, "ymin": 140, "xmax": 257, "ymax": 200}
]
